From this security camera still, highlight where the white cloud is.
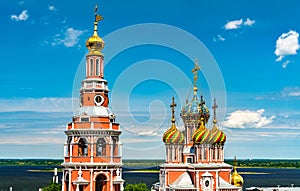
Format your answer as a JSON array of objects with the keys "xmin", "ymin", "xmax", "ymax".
[
  {"xmin": 213, "ymin": 34, "xmax": 225, "ymax": 42},
  {"xmin": 224, "ymin": 19, "xmax": 243, "ymax": 30},
  {"xmin": 136, "ymin": 130, "xmax": 159, "ymax": 136},
  {"xmin": 11, "ymin": 10, "xmax": 29, "ymax": 21},
  {"xmin": 244, "ymin": 18, "xmax": 255, "ymax": 26},
  {"xmin": 49, "ymin": 5, "xmax": 56, "ymax": 11},
  {"xmin": 255, "ymin": 86, "xmax": 300, "ymax": 100},
  {"xmin": 0, "ymin": 136, "xmax": 64, "ymax": 145},
  {"xmin": 281, "ymin": 87, "xmax": 300, "ymax": 97},
  {"xmin": 52, "ymin": 28, "xmax": 86, "ymax": 47},
  {"xmin": 0, "ymin": 97, "xmax": 73, "ymax": 112},
  {"xmin": 224, "ymin": 18, "xmax": 255, "ymax": 30},
  {"xmin": 223, "ymin": 109, "xmax": 275, "ymax": 128},
  {"xmin": 275, "ymin": 30, "xmax": 300, "ymax": 61},
  {"xmin": 282, "ymin": 60, "xmax": 291, "ymax": 68},
  {"xmin": 122, "ymin": 138, "xmax": 159, "ymax": 144}
]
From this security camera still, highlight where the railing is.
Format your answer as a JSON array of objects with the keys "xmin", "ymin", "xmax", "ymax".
[{"xmin": 70, "ymin": 156, "xmax": 122, "ymax": 164}]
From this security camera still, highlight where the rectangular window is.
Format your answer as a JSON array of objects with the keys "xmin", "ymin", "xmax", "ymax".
[
  {"xmin": 96, "ymin": 59, "xmax": 100, "ymax": 76},
  {"xmin": 89, "ymin": 59, "xmax": 94, "ymax": 76},
  {"xmin": 187, "ymin": 157, "xmax": 193, "ymax": 163},
  {"xmin": 81, "ymin": 117, "xmax": 89, "ymax": 122}
]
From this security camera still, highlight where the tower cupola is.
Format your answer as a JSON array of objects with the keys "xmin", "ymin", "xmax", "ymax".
[
  {"xmin": 181, "ymin": 59, "xmax": 210, "ymax": 124},
  {"xmin": 86, "ymin": 5, "xmax": 105, "ymax": 55},
  {"xmin": 231, "ymin": 157, "xmax": 244, "ymax": 187}
]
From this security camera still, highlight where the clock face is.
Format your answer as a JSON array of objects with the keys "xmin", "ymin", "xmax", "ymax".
[{"xmin": 94, "ymin": 95, "xmax": 104, "ymax": 106}]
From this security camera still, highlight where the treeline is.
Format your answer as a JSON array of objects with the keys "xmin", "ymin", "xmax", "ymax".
[
  {"xmin": 0, "ymin": 159, "xmax": 165, "ymax": 167},
  {"xmin": 225, "ymin": 159, "xmax": 300, "ymax": 168},
  {"xmin": 1, "ymin": 159, "xmax": 300, "ymax": 168},
  {"xmin": 0, "ymin": 159, "xmax": 63, "ymax": 166}
]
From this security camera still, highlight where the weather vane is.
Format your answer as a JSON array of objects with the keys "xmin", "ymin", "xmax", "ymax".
[{"xmin": 94, "ymin": 4, "xmax": 104, "ymax": 22}]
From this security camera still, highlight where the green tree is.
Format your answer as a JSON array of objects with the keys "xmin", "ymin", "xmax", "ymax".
[
  {"xmin": 41, "ymin": 183, "xmax": 61, "ymax": 191},
  {"xmin": 124, "ymin": 183, "xmax": 149, "ymax": 191}
]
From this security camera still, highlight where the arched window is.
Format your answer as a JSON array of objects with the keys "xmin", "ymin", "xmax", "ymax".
[
  {"xmin": 65, "ymin": 173, "xmax": 69, "ymax": 191},
  {"xmin": 203, "ymin": 147, "xmax": 207, "ymax": 160},
  {"xmin": 96, "ymin": 59, "xmax": 100, "ymax": 76},
  {"xmin": 78, "ymin": 138, "xmax": 88, "ymax": 156},
  {"xmin": 96, "ymin": 138, "xmax": 106, "ymax": 156},
  {"xmin": 66, "ymin": 137, "xmax": 72, "ymax": 156},
  {"xmin": 112, "ymin": 136, "xmax": 118, "ymax": 156},
  {"xmin": 89, "ymin": 59, "xmax": 94, "ymax": 76},
  {"xmin": 95, "ymin": 174, "xmax": 107, "ymax": 191}
]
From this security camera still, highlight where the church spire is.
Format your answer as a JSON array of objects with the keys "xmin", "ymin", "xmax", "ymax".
[{"xmin": 86, "ymin": 5, "xmax": 105, "ymax": 55}]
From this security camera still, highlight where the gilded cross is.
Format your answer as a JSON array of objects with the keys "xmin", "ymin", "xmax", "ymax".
[
  {"xmin": 212, "ymin": 98, "xmax": 218, "ymax": 120},
  {"xmin": 191, "ymin": 58, "xmax": 200, "ymax": 88},
  {"xmin": 170, "ymin": 97, "xmax": 177, "ymax": 123}
]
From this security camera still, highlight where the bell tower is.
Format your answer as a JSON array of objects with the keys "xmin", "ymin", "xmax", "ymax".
[{"xmin": 62, "ymin": 5, "xmax": 124, "ymax": 191}]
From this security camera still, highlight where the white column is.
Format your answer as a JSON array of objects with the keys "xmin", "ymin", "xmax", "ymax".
[
  {"xmin": 64, "ymin": 144, "xmax": 67, "ymax": 157},
  {"xmin": 90, "ymin": 169, "xmax": 93, "ymax": 191},
  {"xmin": 201, "ymin": 146, "xmax": 204, "ymax": 161},
  {"xmin": 62, "ymin": 170, "xmax": 65, "ymax": 191},
  {"xmin": 69, "ymin": 169, "xmax": 72, "ymax": 191},
  {"xmin": 196, "ymin": 171, "xmax": 199, "ymax": 189},
  {"xmin": 111, "ymin": 142, "xmax": 113, "ymax": 163},
  {"xmin": 110, "ymin": 169, "xmax": 113, "ymax": 191},
  {"xmin": 119, "ymin": 143, "xmax": 122, "ymax": 163},
  {"xmin": 70, "ymin": 144, "xmax": 73, "ymax": 162},
  {"xmin": 91, "ymin": 136, "xmax": 94, "ymax": 163},
  {"xmin": 216, "ymin": 170, "xmax": 219, "ymax": 191},
  {"xmin": 209, "ymin": 146, "xmax": 212, "ymax": 162}
]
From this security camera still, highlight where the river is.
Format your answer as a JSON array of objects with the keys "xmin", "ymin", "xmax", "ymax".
[{"xmin": 0, "ymin": 166, "xmax": 300, "ymax": 191}]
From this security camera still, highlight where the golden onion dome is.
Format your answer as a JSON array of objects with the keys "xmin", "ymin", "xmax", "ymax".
[
  {"xmin": 162, "ymin": 123, "xmax": 185, "ymax": 144},
  {"xmin": 192, "ymin": 118, "xmax": 211, "ymax": 144},
  {"xmin": 162, "ymin": 97, "xmax": 185, "ymax": 144},
  {"xmin": 210, "ymin": 99, "xmax": 226, "ymax": 145},
  {"xmin": 86, "ymin": 14, "xmax": 105, "ymax": 55},
  {"xmin": 210, "ymin": 119, "xmax": 226, "ymax": 145},
  {"xmin": 231, "ymin": 157, "xmax": 244, "ymax": 187}
]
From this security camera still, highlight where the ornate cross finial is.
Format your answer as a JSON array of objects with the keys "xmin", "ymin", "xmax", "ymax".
[
  {"xmin": 212, "ymin": 98, "xmax": 218, "ymax": 121},
  {"xmin": 191, "ymin": 58, "xmax": 200, "ymax": 91},
  {"xmin": 170, "ymin": 97, "xmax": 177, "ymax": 123},
  {"xmin": 233, "ymin": 156, "xmax": 238, "ymax": 170}
]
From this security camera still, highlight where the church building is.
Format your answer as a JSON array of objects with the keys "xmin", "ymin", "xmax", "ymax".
[
  {"xmin": 153, "ymin": 61, "xmax": 243, "ymax": 191},
  {"xmin": 61, "ymin": 7, "xmax": 124, "ymax": 191},
  {"xmin": 61, "ymin": 5, "xmax": 243, "ymax": 191}
]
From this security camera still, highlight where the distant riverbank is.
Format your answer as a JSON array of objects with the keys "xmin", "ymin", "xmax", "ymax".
[{"xmin": 1, "ymin": 159, "xmax": 299, "ymax": 168}]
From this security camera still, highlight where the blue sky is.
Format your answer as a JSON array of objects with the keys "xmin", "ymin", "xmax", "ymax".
[{"xmin": 0, "ymin": 0, "xmax": 300, "ymax": 159}]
